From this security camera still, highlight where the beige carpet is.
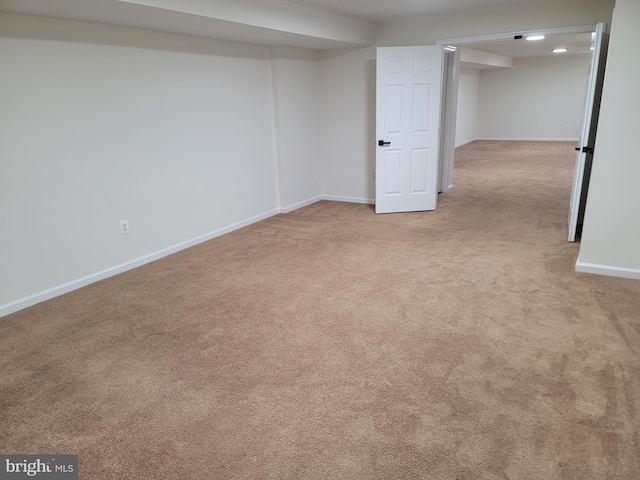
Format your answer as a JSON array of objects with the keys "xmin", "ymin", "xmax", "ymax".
[{"xmin": 2, "ymin": 141, "xmax": 640, "ymax": 479}]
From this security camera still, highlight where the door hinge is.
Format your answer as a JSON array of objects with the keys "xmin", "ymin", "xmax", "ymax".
[{"xmin": 581, "ymin": 146, "xmax": 594, "ymax": 154}]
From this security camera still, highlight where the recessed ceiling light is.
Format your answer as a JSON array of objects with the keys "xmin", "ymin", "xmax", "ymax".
[
  {"xmin": 526, "ymin": 35, "xmax": 545, "ymax": 41},
  {"xmin": 553, "ymin": 48, "xmax": 568, "ymax": 53}
]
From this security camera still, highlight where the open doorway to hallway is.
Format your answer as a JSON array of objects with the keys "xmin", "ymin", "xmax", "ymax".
[{"xmin": 438, "ymin": 24, "xmax": 607, "ymax": 242}]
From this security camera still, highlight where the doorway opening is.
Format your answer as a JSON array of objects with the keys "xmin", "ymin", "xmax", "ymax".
[{"xmin": 436, "ymin": 24, "xmax": 607, "ymax": 242}]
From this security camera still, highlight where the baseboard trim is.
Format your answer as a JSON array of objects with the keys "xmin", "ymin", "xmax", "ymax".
[
  {"xmin": 575, "ymin": 261, "xmax": 640, "ymax": 280},
  {"xmin": 280, "ymin": 196, "xmax": 322, "ymax": 214},
  {"xmin": 455, "ymin": 138, "xmax": 479, "ymax": 148},
  {"xmin": 322, "ymin": 195, "xmax": 375, "ymax": 205},
  {"xmin": 477, "ymin": 137, "xmax": 579, "ymax": 142},
  {"xmin": 0, "ymin": 208, "xmax": 281, "ymax": 318}
]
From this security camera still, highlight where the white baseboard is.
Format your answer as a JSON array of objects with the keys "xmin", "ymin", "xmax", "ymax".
[
  {"xmin": 477, "ymin": 137, "xmax": 579, "ymax": 142},
  {"xmin": 1, "ymin": 195, "xmax": 379, "ymax": 318},
  {"xmin": 322, "ymin": 195, "xmax": 375, "ymax": 205},
  {"xmin": 455, "ymin": 138, "xmax": 479, "ymax": 148},
  {"xmin": 279, "ymin": 195, "xmax": 322, "ymax": 214},
  {"xmin": 575, "ymin": 261, "xmax": 640, "ymax": 280},
  {"xmin": 0, "ymin": 208, "xmax": 281, "ymax": 319}
]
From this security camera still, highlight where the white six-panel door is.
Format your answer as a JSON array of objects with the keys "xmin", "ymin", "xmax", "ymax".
[{"xmin": 375, "ymin": 46, "xmax": 444, "ymax": 214}]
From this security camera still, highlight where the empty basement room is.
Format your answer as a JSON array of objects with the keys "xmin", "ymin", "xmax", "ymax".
[{"xmin": 1, "ymin": 0, "xmax": 639, "ymax": 479}]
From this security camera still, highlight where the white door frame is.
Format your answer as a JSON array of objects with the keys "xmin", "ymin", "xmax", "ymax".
[
  {"xmin": 438, "ymin": 47, "xmax": 460, "ymax": 194},
  {"xmin": 435, "ymin": 24, "xmax": 602, "ymax": 199},
  {"xmin": 437, "ymin": 24, "xmax": 600, "ymax": 49}
]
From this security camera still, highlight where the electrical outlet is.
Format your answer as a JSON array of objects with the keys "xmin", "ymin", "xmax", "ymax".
[
  {"xmin": 372, "ymin": 172, "xmax": 376, "ymax": 180},
  {"xmin": 566, "ymin": 123, "xmax": 571, "ymax": 129},
  {"xmin": 120, "ymin": 220, "xmax": 130, "ymax": 235}
]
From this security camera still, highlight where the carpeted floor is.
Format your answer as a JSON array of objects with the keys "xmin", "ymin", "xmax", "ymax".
[{"xmin": 2, "ymin": 141, "xmax": 640, "ymax": 479}]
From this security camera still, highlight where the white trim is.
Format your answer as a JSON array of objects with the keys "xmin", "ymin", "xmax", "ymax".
[
  {"xmin": 440, "ymin": 48, "xmax": 460, "ymax": 194},
  {"xmin": 576, "ymin": 262, "xmax": 640, "ymax": 281},
  {"xmin": 437, "ymin": 25, "xmax": 599, "ymax": 47},
  {"xmin": 269, "ymin": 47, "xmax": 284, "ymax": 210},
  {"xmin": 279, "ymin": 196, "xmax": 322, "ymax": 213},
  {"xmin": 322, "ymin": 195, "xmax": 375, "ymax": 205},
  {"xmin": 455, "ymin": 138, "xmax": 479, "ymax": 148},
  {"xmin": 0, "ymin": 208, "xmax": 280, "ymax": 318},
  {"xmin": 477, "ymin": 137, "xmax": 579, "ymax": 142}
]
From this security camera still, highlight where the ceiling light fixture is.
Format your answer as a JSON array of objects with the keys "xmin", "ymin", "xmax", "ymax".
[
  {"xmin": 553, "ymin": 48, "xmax": 568, "ymax": 53},
  {"xmin": 526, "ymin": 35, "xmax": 545, "ymax": 41}
]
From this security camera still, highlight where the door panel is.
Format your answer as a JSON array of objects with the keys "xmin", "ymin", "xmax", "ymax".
[
  {"xmin": 384, "ymin": 151, "xmax": 402, "ymax": 195},
  {"xmin": 376, "ymin": 46, "xmax": 444, "ymax": 214},
  {"xmin": 413, "ymin": 85, "xmax": 431, "ymax": 132},
  {"xmin": 385, "ymin": 85, "xmax": 403, "ymax": 133},
  {"xmin": 411, "ymin": 149, "xmax": 429, "ymax": 193}
]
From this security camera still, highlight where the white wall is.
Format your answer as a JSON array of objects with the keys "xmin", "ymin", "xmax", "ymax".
[
  {"xmin": 577, "ymin": 0, "xmax": 640, "ymax": 278},
  {"xmin": 318, "ymin": 0, "xmax": 614, "ymax": 200},
  {"xmin": 319, "ymin": 47, "xmax": 377, "ymax": 203},
  {"xmin": 455, "ymin": 69, "xmax": 480, "ymax": 147},
  {"xmin": 0, "ymin": 13, "xmax": 282, "ymax": 311},
  {"xmin": 271, "ymin": 47, "xmax": 322, "ymax": 211},
  {"xmin": 478, "ymin": 54, "xmax": 590, "ymax": 141}
]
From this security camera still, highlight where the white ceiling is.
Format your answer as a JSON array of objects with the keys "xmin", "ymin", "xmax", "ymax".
[
  {"xmin": 283, "ymin": 0, "xmax": 552, "ymax": 23},
  {"xmin": 462, "ymin": 32, "xmax": 594, "ymax": 59},
  {"xmin": 0, "ymin": 0, "xmax": 593, "ymax": 55}
]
